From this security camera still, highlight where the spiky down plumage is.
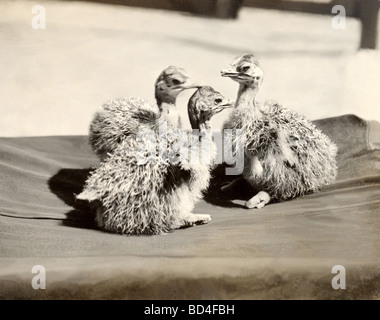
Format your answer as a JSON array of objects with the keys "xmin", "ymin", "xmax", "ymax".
[
  {"xmin": 224, "ymin": 101, "xmax": 338, "ymax": 201},
  {"xmin": 79, "ymin": 117, "xmax": 215, "ymax": 235},
  {"xmin": 89, "ymin": 97, "xmax": 159, "ymax": 160},
  {"xmin": 89, "ymin": 66, "xmax": 193, "ymax": 160},
  {"xmin": 80, "ymin": 86, "xmax": 228, "ymax": 235}
]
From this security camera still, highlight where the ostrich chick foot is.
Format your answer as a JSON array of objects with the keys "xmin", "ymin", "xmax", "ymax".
[
  {"xmin": 245, "ymin": 191, "xmax": 271, "ymax": 209},
  {"xmin": 182, "ymin": 214, "xmax": 212, "ymax": 227}
]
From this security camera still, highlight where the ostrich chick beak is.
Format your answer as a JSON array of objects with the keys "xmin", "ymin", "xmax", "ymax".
[
  {"xmin": 181, "ymin": 78, "xmax": 203, "ymax": 90},
  {"xmin": 212, "ymin": 98, "xmax": 234, "ymax": 114},
  {"xmin": 220, "ymin": 67, "xmax": 238, "ymax": 78}
]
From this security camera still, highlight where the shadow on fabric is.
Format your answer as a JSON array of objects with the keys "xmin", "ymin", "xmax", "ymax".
[
  {"xmin": 204, "ymin": 163, "xmax": 256, "ymax": 208},
  {"xmin": 48, "ymin": 168, "xmax": 98, "ymax": 230}
]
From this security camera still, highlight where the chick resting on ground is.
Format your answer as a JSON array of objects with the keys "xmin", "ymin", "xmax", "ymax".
[
  {"xmin": 221, "ymin": 54, "xmax": 338, "ymax": 208},
  {"xmin": 77, "ymin": 86, "xmax": 232, "ymax": 234}
]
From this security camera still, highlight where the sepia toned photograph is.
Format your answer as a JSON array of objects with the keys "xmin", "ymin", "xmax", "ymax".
[{"xmin": 0, "ymin": 0, "xmax": 379, "ymax": 302}]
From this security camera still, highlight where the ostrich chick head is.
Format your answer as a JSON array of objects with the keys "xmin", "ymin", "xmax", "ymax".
[
  {"xmin": 155, "ymin": 66, "xmax": 201, "ymax": 106},
  {"xmin": 188, "ymin": 86, "xmax": 233, "ymax": 130},
  {"xmin": 221, "ymin": 53, "xmax": 264, "ymax": 88}
]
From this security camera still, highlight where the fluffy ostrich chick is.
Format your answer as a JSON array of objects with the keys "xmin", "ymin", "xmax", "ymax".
[
  {"xmin": 221, "ymin": 54, "xmax": 338, "ymax": 209},
  {"xmin": 77, "ymin": 86, "xmax": 232, "ymax": 235},
  {"xmin": 89, "ymin": 66, "xmax": 200, "ymax": 160}
]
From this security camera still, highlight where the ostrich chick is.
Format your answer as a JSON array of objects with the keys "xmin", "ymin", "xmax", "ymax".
[
  {"xmin": 89, "ymin": 66, "xmax": 200, "ymax": 160},
  {"xmin": 77, "ymin": 86, "xmax": 232, "ymax": 235},
  {"xmin": 221, "ymin": 54, "xmax": 338, "ymax": 209}
]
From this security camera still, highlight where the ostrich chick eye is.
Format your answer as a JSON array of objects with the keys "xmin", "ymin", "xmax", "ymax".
[
  {"xmin": 241, "ymin": 65, "xmax": 250, "ymax": 72},
  {"xmin": 172, "ymin": 79, "xmax": 181, "ymax": 85},
  {"xmin": 214, "ymin": 98, "xmax": 222, "ymax": 105}
]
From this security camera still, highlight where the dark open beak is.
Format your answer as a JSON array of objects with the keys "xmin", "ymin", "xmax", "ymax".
[{"xmin": 213, "ymin": 98, "xmax": 234, "ymax": 114}]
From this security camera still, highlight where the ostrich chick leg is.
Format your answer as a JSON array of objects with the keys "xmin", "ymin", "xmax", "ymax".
[
  {"xmin": 220, "ymin": 177, "xmax": 245, "ymax": 192},
  {"xmin": 245, "ymin": 191, "xmax": 271, "ymax": 209},
  {"xmin": 181, "ymin": 214, "xmax": 212, "ymax": 227},
  {"xmin": 92, "ymin": 201, "xmax": 105, "ymax": 228}
]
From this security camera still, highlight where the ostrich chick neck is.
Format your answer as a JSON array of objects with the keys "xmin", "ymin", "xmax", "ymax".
[
  {"xmin": 236, "ymin": 84, "xmax": 261, "ymax": 118},
  {"xmin": 160, "ymin": 102, "xmax": 180, "ymax": 128}
]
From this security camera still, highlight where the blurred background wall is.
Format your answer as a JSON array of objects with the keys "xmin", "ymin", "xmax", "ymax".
[
  {"xmin": 0, "ymin": 0, "xmax": 379, "ymax": 136},
  {"xmin": 73, "ymin": 0, "xmax": 379, "ymax": 49}
]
